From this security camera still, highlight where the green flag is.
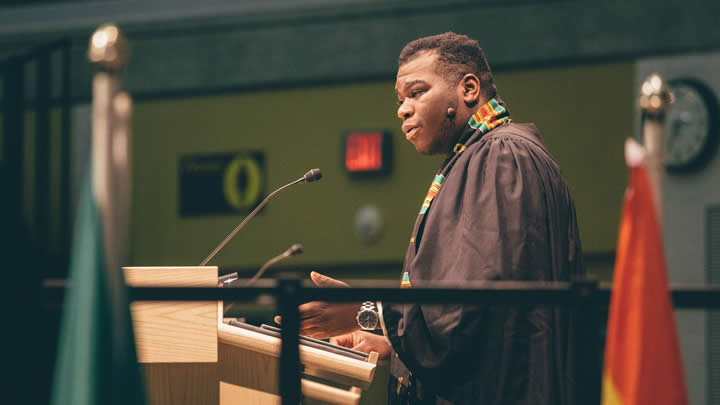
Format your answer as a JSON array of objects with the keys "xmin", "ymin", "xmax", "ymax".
[{"xmin": 51, "ymin": 178, "xmax": 146, "ymax": 405}]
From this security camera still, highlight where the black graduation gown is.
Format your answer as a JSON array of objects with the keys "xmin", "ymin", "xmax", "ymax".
[{"xmin": 382, "ymin": 122, "xmax": 585, "ymax": 405}]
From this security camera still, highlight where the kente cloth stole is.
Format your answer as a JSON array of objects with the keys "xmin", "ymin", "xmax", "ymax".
[
  {"xmin": 417, "ymin": 98, "xmax": 510, "ymax": 214},
  {"xmin": 402, "ymin": 98, "xmax": 511, "ymax": 289}
]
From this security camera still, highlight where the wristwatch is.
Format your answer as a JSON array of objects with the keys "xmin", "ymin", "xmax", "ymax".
[{"xmin": 356, "ymin": 301, "xmax": 379, "ymax": 330}]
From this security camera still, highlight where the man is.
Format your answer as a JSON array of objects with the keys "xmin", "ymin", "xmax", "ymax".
[{"xmin": 279, "ymin": 32, "xmax": 584, "ymax": 404}]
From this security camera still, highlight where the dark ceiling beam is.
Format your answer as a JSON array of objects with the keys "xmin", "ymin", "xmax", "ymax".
[{"xmin": 0, "ymin": 0, "xmax": 719, "ymax": 103}]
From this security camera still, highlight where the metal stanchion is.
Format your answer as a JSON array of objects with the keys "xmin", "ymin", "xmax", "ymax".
[
  {"xmin": 572, "ymin": 279, "xmax": 602, "ymax": 404},
  {"xmin": 277, "ymin": 274, "xmax": 302, "ymax": 405}
]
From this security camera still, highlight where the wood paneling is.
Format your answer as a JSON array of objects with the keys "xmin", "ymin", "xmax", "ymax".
[{"xmin": 124, "ymin": 266, "xmax": 219, "ymax": 363}]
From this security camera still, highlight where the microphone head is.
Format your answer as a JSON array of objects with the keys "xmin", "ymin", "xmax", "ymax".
[
  {"xmin": 303, "ymin": 168, "xmax": 322, "ymax": 183},
  {"xmin": 287, "ymin": 244, "xmax": 304, "ymax": 256}
]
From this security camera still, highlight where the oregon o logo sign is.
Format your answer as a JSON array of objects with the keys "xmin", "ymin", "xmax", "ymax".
[
  {"xmin": 179, "ymin": 151, "xmax": 265, "ymax": 217},
  {"xmin": 223, "ymin": 156, "xmax": 263, "ymax": 210}
]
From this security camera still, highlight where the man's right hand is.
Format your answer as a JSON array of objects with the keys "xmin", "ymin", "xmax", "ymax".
[{"xmin": 330, "ymin": 331, "xmax": 392, "ymax": 363}]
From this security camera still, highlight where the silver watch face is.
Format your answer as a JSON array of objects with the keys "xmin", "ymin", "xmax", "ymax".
[{"xmin": 358, "ymin": 309, "xmax": 379, "ymax": 329}]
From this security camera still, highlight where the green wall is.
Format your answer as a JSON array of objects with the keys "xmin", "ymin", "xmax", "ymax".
[{"xmin": 130, "ymin": 61, "xmax": 634, "ymax": 279}]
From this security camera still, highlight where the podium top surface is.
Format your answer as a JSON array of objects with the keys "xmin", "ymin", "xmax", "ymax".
[{"xmin": 124, "ymin": 266, "xmax": 219, "ymax": 287}]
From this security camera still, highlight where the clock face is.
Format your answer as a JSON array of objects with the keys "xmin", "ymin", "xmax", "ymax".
[{"xmin": 664, "ymin": 79, "xmax": 718, "ymax": 172}]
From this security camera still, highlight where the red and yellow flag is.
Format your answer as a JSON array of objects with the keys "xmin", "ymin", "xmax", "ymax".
[{"xmin": 602, "ymin": 160, "xmax": 688, "ymax": 405}]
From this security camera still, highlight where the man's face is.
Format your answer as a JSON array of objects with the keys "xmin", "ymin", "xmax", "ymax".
[{"xmin": 395, "ymin": 52, "xmax": 459, "ymax": 155}]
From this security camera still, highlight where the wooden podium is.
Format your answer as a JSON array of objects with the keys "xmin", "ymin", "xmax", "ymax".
[{"xmin": 124, "ymin": 266, "xmax": 378, "ymax": 405}]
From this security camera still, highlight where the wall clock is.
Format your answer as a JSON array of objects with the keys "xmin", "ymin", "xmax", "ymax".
[{"xmin": 664, "ymin": 78, "xmax": 719, "ymax": 173}]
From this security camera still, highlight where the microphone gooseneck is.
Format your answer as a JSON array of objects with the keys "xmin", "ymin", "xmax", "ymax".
[
  {"xmin": 246, "ymin": 244, "xmax": 304, "ymax": 286},
  {"xmin": 199, "ymin": 169, "xmax": 322, "ymax": 266}
]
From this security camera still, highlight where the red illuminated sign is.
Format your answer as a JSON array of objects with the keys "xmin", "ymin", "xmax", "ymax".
[{"xmin": 343, "ymin": 131, "xmax": 391, "ymax": 175}]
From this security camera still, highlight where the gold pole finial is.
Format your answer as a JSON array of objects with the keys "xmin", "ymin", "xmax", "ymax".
[
  {"xmin": 88, "ymin": 23, "xmax": 129, "ymax": 70},
  {"xmin": 639, "ymin": 73, "xmax": 674, "ymax": 120}
]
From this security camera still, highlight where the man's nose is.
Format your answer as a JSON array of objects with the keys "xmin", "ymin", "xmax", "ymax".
[{"xmin": 397, "ymin": 101, "xmax": 413, "ymax": 120}]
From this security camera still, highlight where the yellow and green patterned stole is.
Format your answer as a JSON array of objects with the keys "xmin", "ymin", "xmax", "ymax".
[
  {"xmin": 401, "ymin": 271, "xmax": 412, "ymax": 288},
  {"xmin": 419, "ymin": 175, "xmax": 445, "ymax": 214},
  {"xmin": 468, "ymin": 98, "xmax": 512, "ymax": 134}
]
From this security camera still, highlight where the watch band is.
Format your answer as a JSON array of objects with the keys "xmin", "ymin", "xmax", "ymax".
[{"xmin": 360, "ymin": 301, "xmax": 377, "ymax": 312}]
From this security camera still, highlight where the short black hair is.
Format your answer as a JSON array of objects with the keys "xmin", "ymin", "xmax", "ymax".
[{"xmin": 398, "ymin": 32, "xmax": 497, "ymax": 100}]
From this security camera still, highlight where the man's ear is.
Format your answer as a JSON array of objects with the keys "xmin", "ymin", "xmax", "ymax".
[{"xmin": 459, "ymin": 73, "xmax": 482, "ymax": 106}]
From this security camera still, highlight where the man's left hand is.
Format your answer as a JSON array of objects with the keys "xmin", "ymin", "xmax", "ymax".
[
  {"xmin": 274, "ymin": 271, "xmax": 361, "ymax": 339},
  {"xmin": 331, "ymin": 331, "xmax": 392, "ymax": 363}
]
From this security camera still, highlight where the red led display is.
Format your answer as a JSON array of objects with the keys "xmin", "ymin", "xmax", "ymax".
[{"xmin": 345, "ymin": 132, "xmax": 383, "ymax": 172}]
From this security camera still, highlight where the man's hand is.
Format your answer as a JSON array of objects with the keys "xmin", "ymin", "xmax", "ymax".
[
  {"xmin": 274, "ymin": 271, "xmax": 361, "ymax": 339},
  {"xmin": 331, "ymin": 331, "xmax": 392, "ymax": 363}
]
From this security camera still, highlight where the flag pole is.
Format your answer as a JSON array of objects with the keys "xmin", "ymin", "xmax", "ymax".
[
  {"xmin": 88, "ymin": 23, "xmax": 131, "ymax": 271},
  {"xmin": 88, "ymin": 25, "xmax": 142, "ymax": 400},
  {"xmin": 638, "ymin": 73, "xmax": 673, "ymax": 224}
]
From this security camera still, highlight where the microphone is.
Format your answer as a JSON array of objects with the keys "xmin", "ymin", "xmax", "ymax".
[
  {"xmin": 200, "ymin": 169, "xmax": 322, "ymax": 266},
  {"xmin": 246, "ymin": 244, "xmax": 304, "ymax": 286},
  {"xmin": 285, "ymin": 243, "xmax": 304, "ymax": 256},
  {"xmin": 218, "ymin": 244, "xmax": 304, "ymax": 286},
  {"xmin": 303, "ymin": 168, "xmax": 322, "ymax": 183}
]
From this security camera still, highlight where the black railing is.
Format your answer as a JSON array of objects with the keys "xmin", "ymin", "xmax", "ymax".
[{"xmin": 108, "ymin": 278, "xmax": 720, "ymax": 405}]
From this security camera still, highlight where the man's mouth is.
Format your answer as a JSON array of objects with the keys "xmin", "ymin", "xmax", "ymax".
[{"xmin": 405, "ymin": 127, "xmax": 419, "ymax": 140}]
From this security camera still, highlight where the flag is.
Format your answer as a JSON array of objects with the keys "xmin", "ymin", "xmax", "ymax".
[
  {"xmin": 601, "ymin": 141, "xmax": 687, "ymax": 405},
  {"xmin": 51, "ymin": 177, "xmax": 146, "ymax": 405}
]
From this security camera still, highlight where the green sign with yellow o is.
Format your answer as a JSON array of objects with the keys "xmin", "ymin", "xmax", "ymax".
[{"xmin": 179, "ymin": 151, "xmax": 265, "ymax": 217}]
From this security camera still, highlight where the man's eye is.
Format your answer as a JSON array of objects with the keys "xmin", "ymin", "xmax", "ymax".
[
  {"xmin": 411, "ymin": 89, "xmax": 424, "ymax": 97},
  {"xmin": 397, "ymin": 99, "xmax": 404, "ymax": 106}
]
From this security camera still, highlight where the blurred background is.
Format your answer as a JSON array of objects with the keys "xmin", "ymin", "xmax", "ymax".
[{"xmin": 1, "ymin": 0, "xmax": 719, "ymax": 403}]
